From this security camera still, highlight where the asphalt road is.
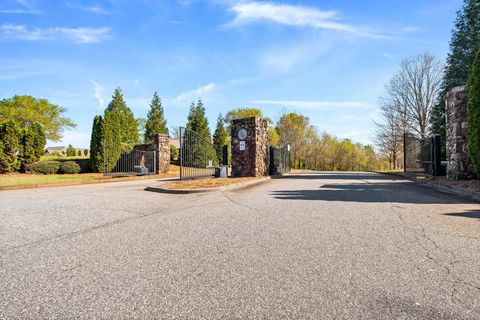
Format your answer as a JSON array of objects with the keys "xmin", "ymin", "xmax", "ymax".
[{"xmin": 1, "ymin": 172, "xmax": 479, "ymax": 319}]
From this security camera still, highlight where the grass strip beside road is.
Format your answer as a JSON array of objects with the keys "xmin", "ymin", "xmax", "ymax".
[{"xmin": 0, "ymin": 165, "xmax": 181, "ymax": 190}]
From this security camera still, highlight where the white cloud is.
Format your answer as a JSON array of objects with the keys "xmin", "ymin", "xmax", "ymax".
[
  {"xmin": 0, "ymin": 24, "xmax": 110, "ymax": 43},
  {"xmin": 92, "ymin": 81, "xmax": 105, "ymax": 110},
  {"xmin": 86, "ymin": 5, "xmax": 111, "ymax": 15},
  {"xmin": 173, "ymin": 83, "xmax": 216, "ymax": 104},
  {"xmin": 228, "ymin": 2, "xmax": 382, "ymax": 38},
  {"xmin": 0, "ymin": 0, "xmax": 41, "ymax": 14},
  {"xmin": 252, "ymin": 100, "xmax": 373, "ymax": 110}
]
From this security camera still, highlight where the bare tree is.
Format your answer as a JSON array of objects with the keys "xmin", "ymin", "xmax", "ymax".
[{"xmin": 387, "ymin": 53, "xmax": 443, "ymax": 139}]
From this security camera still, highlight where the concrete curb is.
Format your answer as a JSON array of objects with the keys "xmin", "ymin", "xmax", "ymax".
[
  {"xmin": 145, "ymin": 177, "xmax": 272, "ymax": 194},
  {"xmin": 376, "ymin": 171, "xmax": 480, "ymax": 203}
]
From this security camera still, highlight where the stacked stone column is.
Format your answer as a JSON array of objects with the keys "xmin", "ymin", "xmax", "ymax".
[
  {"xmin": 445, "ymin": 85, "xmax": 475, "ymax": 180},
  {"xmin": 231, "ymin": 117, "xmax": 269, "ymax": 177},
  {"xmin": 153, "ymin": 134, "xmax": 170, "ymax": 174}
]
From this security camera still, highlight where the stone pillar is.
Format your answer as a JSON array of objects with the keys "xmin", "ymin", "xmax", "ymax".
[
  {"xmin": 445, "ymin": 85, "xmax": 475, "ymax": 180},
  {"xmin": 231, "ymin": 117, "xmax": 268, "ymax": 177},
  {"xmin": 153, "ymin": 134, "xmax": 170, "ymax": 174}
]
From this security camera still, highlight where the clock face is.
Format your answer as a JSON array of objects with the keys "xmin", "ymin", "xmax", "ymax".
[{"xmin": 237, "ymin": 128, "xmax": 247, "ymax": 140}]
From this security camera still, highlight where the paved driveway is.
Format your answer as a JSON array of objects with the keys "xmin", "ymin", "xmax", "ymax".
[{"xmin": 1, "ymin": 172, "xmax": 479, "ymax": 319}]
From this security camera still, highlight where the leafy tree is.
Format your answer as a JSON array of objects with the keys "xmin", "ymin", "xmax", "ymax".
[
  {"xmin": 83, "ymin": 149, "xmax": 88, "ymax": 156},
  {"xmin": 19, "ymin": 122, "xmax": 46, "ymax": 171},
  {"xmin": 225, "ymin": 107, "xmax": 279, "ymax": 145},
  {"xmin": 276, "ymin": 113, "xmax": 309, "ymax": 169},
  {"xmin": 213, "ymin": 113, "xmax": 228, "ymax": 162},
  {"xmin": 224, "ymin": 107, "xmax": 272, "ymax": 125},
  {"xmin": 145, "ymin": 92, "xmax": 168, "ymax": 143},
  {"xmin": 77, "ymin": 150, "xmax": 82, "ymax": 156},
  {"xmin": 67, "ymin": 144, "xmax": 76, "ymax": 157},
  {"xmin": 170, "ymin": 145, "xmax": 179, "ymax": 161},
  {"xmin": 103, "ymin": 88, "xmax": 139, "ymax": 172},
  {"xmin": 0, "ymin": 95, "xmax": 75, "ymax": 141},
  {"xmin": 467, "ymin": 44, "xmax": 480, "ymax": 173},
  {"xmin": 431, "ymin": 0, "xmax": 480, "ymax": 155},
  {"xmin": 0, "ymin": 121, "xmax": 21, "ymax": 173},
  {"xmin": 89, "ymin": 115, "xmax": 104, "ymax": 173}
]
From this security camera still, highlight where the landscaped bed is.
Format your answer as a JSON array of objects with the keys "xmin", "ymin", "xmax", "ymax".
[{"xmin": 160, "ymin": 177, "xmax": 263, "ymax": 190}]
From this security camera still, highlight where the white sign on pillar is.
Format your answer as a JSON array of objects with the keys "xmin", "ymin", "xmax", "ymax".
[{"xmin": 239, "ymin": 141, "xmax": 246, "ymax": 151}]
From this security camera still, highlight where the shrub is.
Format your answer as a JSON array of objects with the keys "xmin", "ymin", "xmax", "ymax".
[
  {"xmin": 66, "ymin": 144, "xmax": 76, "ymax": 157},
  {"xmin": 59, "ymin": 161, "xmax": 80, "ymax": 174},
  {"xmin": 83, "ymin": 149, "xmax": 88, "ymax": 156},
  {"xmin": 26, "ymin": 160, "xmax": 61, "ymax": 174},
  {"xmin": 468, "ymin": 44, "xmax": 480, "ymax": 174},
  {"xmin": 170, "ymin": 145, "xmax": 178, "ymax": 160}
]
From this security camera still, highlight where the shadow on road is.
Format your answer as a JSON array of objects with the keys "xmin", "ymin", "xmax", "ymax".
[
  {"xmin": 271, "ymin": 173, "xmax": 477, "ymax": 205},
  {"xmin": 444, "ymin": 210, "xmax": 480, "ymax": 220},
  {"xmin": 274, "ymin": 172, "xmax": 394, "ymax": 181}
]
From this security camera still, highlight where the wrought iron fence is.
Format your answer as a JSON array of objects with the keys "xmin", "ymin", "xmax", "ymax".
[
  {"xmin": 104, "ymin": 147, "xmax": 156, "ymax": 176},
  {"xmin": 179, "ymin": 127, "xmax": 218, "ymax": 180},
  {"xmin": 269, "ymin": 144, "xmax": 291, "ymax": 175},
  {"xmin": 404, "ymin": 133, "xmax": 445, "ymax": 176}
]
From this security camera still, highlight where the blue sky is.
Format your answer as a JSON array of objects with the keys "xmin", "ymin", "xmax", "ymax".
[{"xmin": 0, "ymin": 0, "xmax": 461, "ymax": 148}]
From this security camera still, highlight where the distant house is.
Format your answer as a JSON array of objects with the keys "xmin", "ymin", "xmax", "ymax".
[
  {"xmin": 45, "ymin": 146, "xmax": 89, "ymax": 156},
  {"xmin": 170, "ymin": 137, "xmax": 180, "ymax": 149},
  {"xmin": 45, "ymin": 146, "xmax": 67, "ymax": 155}
]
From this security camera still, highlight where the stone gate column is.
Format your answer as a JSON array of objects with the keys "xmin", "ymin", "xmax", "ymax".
[
  {"xmin": 153, "ymin": 134, "xmax": 170, "ymax": 174},
  {"xmin": 445, "ymin": 85, "xmax": 475, "ymax": 180},
  {"xmin": 231, "ymin": 117, "xmax": 268, "ymax": 177}
]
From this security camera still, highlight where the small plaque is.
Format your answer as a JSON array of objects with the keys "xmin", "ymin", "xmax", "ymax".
[{"xmin": 239, "ymin": 141, "xmax": 246, "ymax": 151}]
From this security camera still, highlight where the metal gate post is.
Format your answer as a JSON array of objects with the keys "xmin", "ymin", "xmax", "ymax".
[
  {"xmin": 179, "ymin": 127, "xmax": 183, "ymax": 180},
  {"xmin": 431, "ymin": 134, "xmax": 441, "ymax": 176},
  {"xmin": 269, "ymin": 146, "xmax": 275, "ymax": 176}
]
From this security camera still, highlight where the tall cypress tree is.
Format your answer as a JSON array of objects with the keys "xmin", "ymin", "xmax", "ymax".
[
  {"xmin": 185, "ymin": 99, "xmax": 217, "ymax": 166},
  {"xmin": 144, "ymin": 92, "xmax": 168, "ymax": 143},
  {"xmin": 186, "ymin": 99, "xmax": 211, "ymax": 140},
  {"xmin": 0, "ymin": 121, "xmax": 21, "ymax": 173},
  {"xmin": 19, "ymin": 122, "xmax": 46, "ymax": 171},
  {"xmin": 213, "ymin": 113, "xmax": 228, "ymax": 163},
  {"xmin": 103, "ymin": 88, "xmax": 139, "ymax": 172},
  {"xmin": 467, "ymin": 45, "xmax": 480, "ymax": 173},
  {"xmin": 431, "ymin": 0, "xmax": 480, "ymax": 155},
  {"xmin": 89, "ymin": 115, "xmax": 104, "ymax": 172}
]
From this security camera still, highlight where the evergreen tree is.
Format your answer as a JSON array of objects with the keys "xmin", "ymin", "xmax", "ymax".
[
  {"xmin": 213, "ymin": 113, "xmax": 228, "ymax": 163},
  {"xmin": 467, "ymin": 44, "xmax": 480, "ymax": 173},
  {"xmin": 144, "ymin": 92, "xmax": 168, "ymax": 143},
  {"xmin": 184, "ymin": 99, "xmax": 217, "ymax": 166},
  {"xmin": 431, "ymin": 0, "xmax": 480, "ymax": 155},
  {"xmin": 89, "ymin": 115, "xmax": 104, "ymax": 173},
  {"xmin": 103, "ymin": 88, "xmax": 139, "ymax": 172},
  {"xmin": 19, "ymin": 122, "xmax": 46, "ymax": 170},
  {"xmin": 66, "ymin": 144, "xmax": 76, "ymax": 157},
  {"xmin": 186, "ymin": 99, "xmax": 211, "ymax": 140},
  {"xmin": 0, "ymin": 121, "xmax": 21, "ymax": 173}
]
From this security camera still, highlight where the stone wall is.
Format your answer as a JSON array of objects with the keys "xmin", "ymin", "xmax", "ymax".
[
  {"xmin": 231, "ymin": 117, "xmax": 269, "ymax": 177},
  {"xmin": 445, "ymin": 85, "xmax": 476, "ymax": 180},
  {"xmin": 134, "ymin": 134, "xmax": 170, "ymax": 174}
]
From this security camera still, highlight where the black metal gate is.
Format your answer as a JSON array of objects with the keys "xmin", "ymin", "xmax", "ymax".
[
  {"xmin": 104, "ymin": 148, "xmax": 156, "ymax": 176},
  {"xmin": 404, "ymin": 133, "xmax": 445, "ymax": 176},
  {"xmin": 179, "ymin": 127, "xmax": 218, "ymax": 180},
  {"xmin": 269, "ymin": 144, "xmax": 291, "ymax": 175}
]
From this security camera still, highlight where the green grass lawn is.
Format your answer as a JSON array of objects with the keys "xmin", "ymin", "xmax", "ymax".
[{"xmin": 0, "ymin": 174, "xmax": 99, "ymax": 189}]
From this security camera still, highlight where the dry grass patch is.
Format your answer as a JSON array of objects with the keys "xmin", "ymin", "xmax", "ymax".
[
  {"xmin": 165, "ymin": 177, "xmax": 261, "ymax": 190},
  {"xmin": 0, "ymin": 165, "xmax": 181, "ymax": 190}
]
